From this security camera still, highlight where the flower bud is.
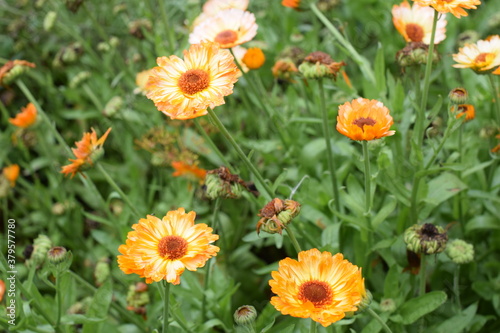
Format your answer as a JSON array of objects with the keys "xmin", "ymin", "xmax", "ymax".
[
  {"xmin": 256, "ymin": 198, "xmax": 301, "ymax": 234},
  {"xmin": 26, "ymin": 234, "xmax": 52, "ymax": 268},
  {"xmin": 380, "ymin": 298, "xmax": 397, "ymax": 313},
  {"xmin": 126, "ymin": 282, "xmax": 150, "ymax": 316},
  {"xmin": 404, "ymin": 223, "xmax": 448, "ymax": 255},
  {"xmin": 94, "ymin": 258, "xmax": 111, "ymax": 286},
  {"xmin": 396, "ymin": 42, "xmax": 439, "ymax": 67},
  {"xmin": 234, "ymin": 305, "xmax": 257, "ymax": 326},
  {"xmin": 446, "ymin": 239, "xmax": 474, "ymax": 264},
  {"xmin": 448, "ymin": 88, "xmax": 468, "ymax": 104},
  {"xmin": 43, "ymin": 11, "xmax": 57, "ymax": 32},
  {"xmin": 47, "ymin": 246, "xmax": 68, "ymax": 265},
  {"xmin": 69, "ymin": 71, "xmax": 91, "ymax": 89},
  {"xmin": 102, "ymin": 96, "xmax": 123, "ymax": 117},
  {"xmin": 457, "ymin": 30, "xmax": 480, "ymax": 48}
]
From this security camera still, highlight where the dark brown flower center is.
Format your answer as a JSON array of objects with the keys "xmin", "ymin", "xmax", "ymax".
[
  {"xmin": 353, "ymin": 117, "xmax": 376, "ymax": 131},
  {"xmin": 405, "ymin": 23, "xmax": 424, "ymax": 43},
  {"xmin": 158, "ymin": 235, "xmax": 188, "ymax": 260},
  {"xmin": 214, "ymin": 29, "xmax": 238, "ymax": 45},
  {"xmin": 178, "ymin": 69, "xmax": 210, "ymax": 95},
  {"xmin": 298, "ymin": 280, "xmax": 332, "ymax": 307}
]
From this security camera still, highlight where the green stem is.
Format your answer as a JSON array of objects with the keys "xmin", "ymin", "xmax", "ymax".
[
  {"xmin": 457, "ymin": 125, "xmax": 465, "ymax": 236},
  {"xmin": 193, "ymin": 119, "xmax": 234, "ymax": 171},
  {"xmin": 367, "ymin": 308, "xmax": 393, "ymax": 333},
  {"xmin": 318, "ymin": 80, "xmax": 340, "ymax": 221},
  {"xmin": 97, "ymin": 163, "xmax": 142, "ymax": 218},
  {"xmin": 0, "ymin": 99, "xmax": 10, "ymax": 122},
  {"xmin": 454, "ymin": 265, "xmax": 462, "ymax": 312},
  {"xmin": 488, "ymin": 75, "xmax": 500, "ymax": 125},
  {"xmin": 310, "ymin": 320, "xmax": 317, "ymax": 333},
  {"xmin": 362, "ymin": 141, "xmax": 372, "ymax": 215},
  {"xmin": 416, "ymin": 10, "xmax": 439, "ymax": 147},
  {"xmin": 309, "ymin": 3, "xmax": 375, "ymax": 84},
  {"xmin": 206, "ymin": 107, "xmax": 274, "ymax": 200},
  {"xmin": 419, "ymin": 255, "xmax": 427, "ymax": 333},
  {"xmin": 424, "ymin": 120, "xmax": 454, "ymax": 170},
  {"xmin": 55, "ymin": 272, "xmax": 62, "ymax": 329},
  {"xmin": 162, "ymin": 281, "xmax": 171, "ymax": 333},
  {"xmin": 284, "ymin": 225, "xmax": 302, "ymax": 254}
]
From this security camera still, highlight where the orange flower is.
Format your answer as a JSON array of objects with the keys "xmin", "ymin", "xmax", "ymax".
[
  {"xmin": 146, "ymin": 42, "xmax": 239, "ymax": 120},
  {"xmin": 269, "ymin": 249, "xmax": 366, "ymax": 327},
  {"xmin": 453, "ymin": 104, "xmax": 475, "ymax": 121},
  {"xmin": 492, "ymin": 134, "xmax": 500, "ymax": 153},
  {"xmin": 412, "ymin": 0, "xmax": 481, "ymax": 18},
  {"xmin": 189, "ymin": 9, "xmax": 257, "ymax": 49},
  {"xmin": 392, "ymin": 1, "xmax": 447, "ymax": 44},
  {"xmin": 282, "ymin": 0, "xmax": 301, "ymax": 9},
  {"xmin": 453, "ymin": 36, "xmax": 500, "ymax": 73},
  {"xmin": 3, "ymin": 164, "xmax": 20, "ymax": 187},
  {"xmin": 0, "ymin": 280, "xmax": 4, "ymax": 302},
  {"xmin": 171, "ymin": 161, "xmax": 207, "ymax": 181},
  {"xmin": 0, "ymin": 60, "xmax": 36, "ymax": 86},
  {"xmin": 61, "ymin": 128, "xmax": 112, "ymax": 178},
  {"xmin": 9, "ymin": 103, "xmax": 37, "ymax": 128},
  {"xmin": 337, "ymin": 98, "xmax": 396, "ymax": 141},
  {"xmin": 117, "ymin": 208, "xmax": 219, "ymax": 285},
  {"xmin": 242, "ymin": 47, "xmax": 266, "ymax": 69}
]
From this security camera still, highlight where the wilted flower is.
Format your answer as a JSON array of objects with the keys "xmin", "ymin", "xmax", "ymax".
[
  {"xmin": 0, "ymin": 60, "xmax": 36, "ymax": 86},
  {"xmin": 453, "ymin": 104, "xmax": 475, "ymax": 121},
  {"xmin": 412, "ymin": 0, "xmax": 481, "ymax": 18},
  {"xmin": 453, "ymin": 36, "xmax": 500, "ymax": 73},
  {"xmin": 404, "ymin": 223, "xmax": 448, "ymax": 255},
  {"xmin": 396, "ymin": 42, "xmax": 440, "ymax": 66},
  {"xmin": 256, "ymin": 198, "xmax": 301, "ymax": 234},
  {"xmin": 117, "ymin": 208, "xmax": 219, "ymax": 285},
  {"xmin": 128, "ymin": 19, "xmax": 152, "ymax": 39},
  {"xmin": 146, "ymin": 42, "xmax": 239, "ymax": 119},
  {"xmin": 204, "ymin": 166, "xmax": 257, "ymax": 199},
  {"xmin": 26, "ymin": 235, "xmax": 52, "ymax": 268},
  {"xmin": 272, "ymin": 58, "xmax": 298, "ymax": 82},
  {"xmin": 127, "ymin": 282, "xmax": 150, "ymax": 316},
  {"xmin": 269, "ymin": 249, "xmax": 366, "ymax": 327},
  {"xmin": 299, "ymin": 51, "xmax": 346, "ymax": 80}
]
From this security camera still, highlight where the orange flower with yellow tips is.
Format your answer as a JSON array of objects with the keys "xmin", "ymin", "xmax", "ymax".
[
  {"xmin": 61, "ymin": 128, "xmax": 112, "ymax": 178},
  {"xmin": 171, "ymin": 161, "xmax": 207, "ymax": 181},
  {"xmin": 269, "ymin": 249, "xmax": 366, "ymax": 327},
  {"xmin": 3, "ymin": 164, "xmax": 20, "ymax": 187},
  {"xmin": 9, "ymin": 103, "xmax": 37, "ymax": 128},
  {"xmin": 117, "ymin": 208, "xmax": 219, "ymax": 285},
  {"xmin": 412, "ymin": 0, "xmax": 481, "ymax": 18},
  {"xmin": 337, "ymin": 98, "xmax": 395, "ymax": 141},
  {"xmin": 146, "ymin": 42, "xmax": 239, "ymax": 120}
]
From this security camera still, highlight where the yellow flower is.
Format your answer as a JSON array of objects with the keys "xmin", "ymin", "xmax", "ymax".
[
  {"xmin": 269, "ymin": 249, "xmax": 366, "ymax": 327},
  {"xmin": 3, "ymin": 164, "xmax": 20, "ymax": 187},
  {"xmin": 146, "ymin": 42, "xmax": 239, "ymax": 120},
  {"xmin": 337, "ymin": 98, "xmax": 396, "ymax": 141},
  {"xmin": 189, "ymin": 9, "xmax": 257, "ymax": 49},
  {"xmin": 412, "ymin": 0, "xmax": 481, "ymax": 18},
  {"xmin": 242, "ymin": 47, "xmax": 266, "ymax": 70},
  {"xmin": 171, "ymin": 161, "xmax": 207, "ymax": 182},
  {"xmin": 392, "ymin": 1, "xmax": 447, "ymax": 44},
  {"xmin": 117, "ymin": 208, "xmax": 219, "ymax": 285},
  {"xmin": 60, "ymin": 128, "xmax": 112, "ymax": 178},
  {"xmin": 9, "ymin": 103, "xmax": 37, "ymax": 128},
  {"xmin": 453, "ymin": 36, "xmax": 500, "ymax": 73}
]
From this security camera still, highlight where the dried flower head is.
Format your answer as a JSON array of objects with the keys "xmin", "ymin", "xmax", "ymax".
[
  {"xmin": 412, "ymin": 0, "xmax": 481, "ymax": 18},
  {"xmin": 337, "ymin": 98, "xmax": 395, "ymax": 141},
  {"xmin": 299, "ymin": 51, "xmax": 346, "ymax": 80},
  {"xmin": 146, "ymin": 42, "xmax": 239, "ymax": 119},
  {"xmin": 396, "ymin": 42, "xmax": 440, "ymax": 67},
  {"xmin": 269, "ymin": 249, "xmax": 366, "ymax": 327},
  {"xmin": 118, "ymin": 208, "xmax": 219, "ymax": 285},
  {"xmin": 61, "ymin": 128, "xmax": 112, "ymax": 178},
  {"xmin": 453, "ymin": 36, "xmax": 500, "ymax": 73},
  {"xmin": 272, "ymin": 58, "xmax": 299, "ymax": 82},
  {"xmin": 0, "ymin": 60, "xmax": 36, "ymax": 86},
  {"xmin": 256, "ymin": 198, "xmax": 301, "ymax": 234},
  {"xmin": 204, "ymin": 166, "xmax": 258, "ymax": 200},
  {"xmin": 404, "ymin": 223, "xmax": 448, "ymax": 255}
]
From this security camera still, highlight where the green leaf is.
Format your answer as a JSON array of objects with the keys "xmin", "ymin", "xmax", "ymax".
[
  {"xmin": 393, "ymin": 291, "xmax": 447, "ymax": 325},
  {"xmin": 434, "ymin": 302, "xmax": 477, "ymax": 333},
  {"xmin": 374, "ymin": 44, "xmax": 386, "ymax": 97},
  {"xmin": 321, "ymin": 223, "xmax": 341, "ymax": 250},
  {"xmin": 466, "ymin": 215, "xmax": 500, "ymax": 233},
  {"xmin": 371, "ymin": 196, "xmax": 397, "ymax": 229},
  {"xmin": 82, "ymin": 279, "xmax": 113, "ymax": 333}
]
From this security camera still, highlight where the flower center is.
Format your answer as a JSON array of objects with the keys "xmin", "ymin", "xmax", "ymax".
[
  {"xmin": 474, "ymin": 52, "xmax": 493, "ymax": 66},
  {"xmin": 178, "ymin": 69, "xmax": 210, "ymax": 95},
  {"xmin": 298, "ymin": 280, "xmax": 333, "ymax": 307},
  {"xmin": 214, "ymin": 29, "xmax": 238, "ymax": 45},
  {"xmin": 158, "ymin": 235, "xmax": 188, "ymax": 260},
  {"xmin": 405, "ymin": 23, "xmax": 424, "ymax": 43},
  {"xmin": 353, "ymin": 117, "xmax": 376, "ymax": 131}
]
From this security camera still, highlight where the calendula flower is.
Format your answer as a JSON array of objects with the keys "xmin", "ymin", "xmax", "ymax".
[
  {"xmin": 242, "ymin": 47, "xmax": 266, "ymax": 70},
  {"xmin": 337, "ymin": 98, "xmax": 395, "ymax": 141},
  {"xmin": 0, "ymin": 280, "xmax": 5, "ymax": 302},
  {"xmin": 413, "ymin": 0, "xmax": 481, "ymax": 18},
  {"xmin": 117, "ymin": 208, "xmax": 219, "ymax": 285},
  {"xmin": 453, "ymin": 104, "xmax": 475, "ymax": 121},
  {"xmin": 282, "ymin": 0, "xmax": 301, "ymax": 9},
  {"xmin": 3, "ymin": 164, "xmax": 20, "ymax": 187},
  {"xmin": 193, "ymin": 0, "xmax": 250, "ymax": 26},
  {"xmin": 189, "ymin": 9, "xmax": 257, "ymax": 49},
  {"xmin": 134, "ymin": 69, "xmax": 153, "ymax": 94},
  {"xmin": 392, "ymin": 1, "xmax": 447, "ymax": 44},
  {"xmin": 9, "ymin": 103, "xmax": 37, "ymax": 128},
  {"xmin": 61, "ymin": 128, "xmax": 112, "ymax": 178},
  {"xmin": 171, "ymin": 161, "xmax": 207, "ymax": 181},
  {"xmin": 453, "ymin": 36, "xmax": 500, "ymax": 73},
  {"xmin": 146, "ymin": 42, "xmax": 239, "ymax": 120},
  {"xmin": 269, "ymin": 249, "xmax": 366, "ymax": 327},
  {"xmin": 491, "ymin": 134, "xmax": 500, "ymax": 153},
  {"xmin": 0, "ymin": 60, "xmax": 36, "ymax": 86}
]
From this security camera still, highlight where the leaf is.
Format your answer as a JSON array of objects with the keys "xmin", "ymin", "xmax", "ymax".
[
  {"xmin": 374, "ymin": 44, "xmax": 386, "ymax": 97},
  {"xmin": 434, "ymin": 302, "xmax": 477, "ymax": 333},
  {"xmin": 82, "ymin": 279, "xmax": 113, "ymax": 333},
  {"xmin": 393, "ymin": 291, "xmax": 447, "ymax": 325},
  {"xmin": 466, "ymin": 215, "xmax": 500, "ymax": 233},
  {"xmin": 321, "ymin": 223, "xmax": 341, "ymax": 250},
  {"xmin": 371, "ymin": 196, "xmax": 397, "ymax": 229}
]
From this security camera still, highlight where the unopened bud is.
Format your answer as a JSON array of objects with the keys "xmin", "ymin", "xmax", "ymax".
[
  {"xmin": 94, "ymin": 258, "xmax": 110, "ymax": 286},
  {"xmin": 380, "ymin": 298, "xmax": 397, "ymax": 312},
  {"xmin": 26, "ymin": 234, "xmax": 52, "ymax": 268},
  {"xmin": 396, "ymin": 42, "xmax": 439, "ymax": 67},
  {"xmin": 47, "ymin": 246, "xmax": 68, "ymax": 265},
  {"xmin": 43, "ymin": 11, "xmax": 57, "ymax": 32},
  {"xmin": 103, "ymin": 96, "xmax": 123, "ymax": 117},
  {"xmin": 448, "ymin": 88, "xmax": 468, "ymax": 104},
  {"xmin": 234, "ymin": 305, "xmax": 257, "ymax": 332},
  {"xmin": 446, "ymin": 239, "xmax": 474, "ymax": 264}
]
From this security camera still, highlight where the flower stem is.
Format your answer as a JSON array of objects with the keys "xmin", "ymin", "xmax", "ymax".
[
  {"xmin": 454, "ymin": 265, "xmax": 462, "ymax": 312},
  {"xmin": 424, "ymin": 118, "xmax": 456, "ymax": 170},
  {"xmin": 55, "ymin": 271, "xmax": 62, "ymax": 329},
  {"xmin": 416, "ymin": 10, "xmax": 439, "ymax": 147},
  {"xmin": 193, "ymin": 118, "xmax": 234, "ymax": 171},
  {"xmin": 419, "ymin": 254, "xmax": 427, "ymax": 333},
  {"xmin": 367, "ymin": 308, "xmax": 393, "ymax": 333},
  {"xmin": 284, "ymin": 225, "xmax": 302, "ymax": 254},
  {"xmin": 318, "ymin": 79, "xmax": 340, "ymax": 221},
  {"xmin": 162, "ymin": 280, "xmax": 171, "ymax": 333},
  {"xmin": 488, "ymin": 75, "xmax": 500, "ymax": 125},
  {"xmin": 362, "ymin": 141, "xmax": 372, "ymax": 215},
  {"xmin": 309, "ymin": 3, "xmax": 375, "ymax": 84},
  {"xmin": 206, "ymin": 107, "xmax": 274, "ymax": 200},
  {"xmin": 97, "ymin": 163, "xmax": 142, "ymax": 218}
]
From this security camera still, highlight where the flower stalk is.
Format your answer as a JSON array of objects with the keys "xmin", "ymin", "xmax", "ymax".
[
  {"xmin": 488, "ymin": 75, "xmax": 500, "ymax": 125},
  {"xmin": 162, "ymin": 280, "xmax": 171, "ymax": 333},
  {"xmin": 367, "ymin": 308, "xmax": 393, "ymax": 333}
]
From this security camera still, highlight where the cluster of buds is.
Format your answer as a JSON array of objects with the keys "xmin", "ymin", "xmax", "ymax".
[
  {"xmin": 204, "ymin": 167, "xmax": 258, "ymax": 200},
  {"xmin": 446, "ymin": 239, "xmax": 474, "ymax": 264},
  {"xmin": 256, "ymin": 198, "xmax": 301, "ymax": 234},
  {"xmin": 234, "ymin": 305, "xmax": 257, "ymax": 332},
  {"xmin": 404, "ymin": 223, "xmax": 448, "ymax": 255},
  {"xmin": 126, "ymin": 282, "xmax": 149, "ymax": 318},
  {"xmin": 396, "ymin": 42, "xmax": 439, "ymax": 67},
  {"xmin": 299, "ymin": 51, "xmax": 346, "ymax": 80}
]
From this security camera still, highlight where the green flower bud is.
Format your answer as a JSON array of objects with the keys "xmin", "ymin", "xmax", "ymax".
[
  {"xmin": 449, "ymin": 88, "xmax": 468, "ymax": 105},
  {"xmin": 102, "ymin": 96, "xmax": 123, "ymax": 117},
  {"xmin": 47, "ymin": 246, "xmax": 68, "ymax": 265},
  {"xmin": 94, "ymin": 258, "xmax": 110, "ymax": 286},
  {"xmin": 404, "ymin": 223, "xmax": 448, "ymax": 255},
  {"xmin": 127, "ymin": 282, "xmax": 150, "ymax": 310},
  {"xmin": 299, "ymin": 51, "xmax": 346, "ymax": 80},
  {"xmin": 380, "ymin": 298, "xmax": 397, "ymax": 313},
  {"xmin": 26, "ymin": 234, "xmax": 52, "ymax": 268},
  {"xmin": 457, "ymin": 30, "xmax": 480, "ymax": 48},
  {"xmin": 446, "ymin": 239, "xmax": 474, "ymax": 264},
  {"xmin": 234, "ymin": 305, "xmax": 257, "ymax": 326},
  {"xmin": 43, "ymin": 11, "xmax": 57, "ymax": 32},
  {"xmin": 396, "ymin": 42, "xmax": 439, "ymax": 67},
  {"xmin": 69, "ymin": 71, "xmax": 91, "ymax": 89}
]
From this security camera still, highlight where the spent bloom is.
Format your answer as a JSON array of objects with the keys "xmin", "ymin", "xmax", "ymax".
[
  {"xmin": 412, "ymin": 0, "xmax": 481, "ymax": 18},
  {"xmin": 146, "ymin": 42, "xmax": 239, "ymax": 120},
  {"xmin": 60, "ymin": 128, "xmax": 112, "ymax": 178},
  {"xmin": 189, "ymin": 9, "xmax": 257, "ymax": 49},
  {"xmin": 9, "ymin": 103, "xmax": 37, "ymax": 128},
  {"xmin": 117, "ymin": 208, "xmax": 219, "ymax": 285},
  {"xmin": 269, "ymin": 249, "xmax": 366, "ymax": 327},
  {"xmin": 337, "ymin": 98, "xmax": 395, "ymax": 141},
  {"xmin": 392, "ymin": 1, "xmax": 447, "ymax": 44},
  {"xmin": 0, "ymin": 60, "xmax": 36, "ymax": 86},
  {"xmin": 453, "ymin": 104, "xmax": 475, "ymax": 121},
  {"xmin": 453, "ymin": 36, "xmax": 500, "ymax": 73}
]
